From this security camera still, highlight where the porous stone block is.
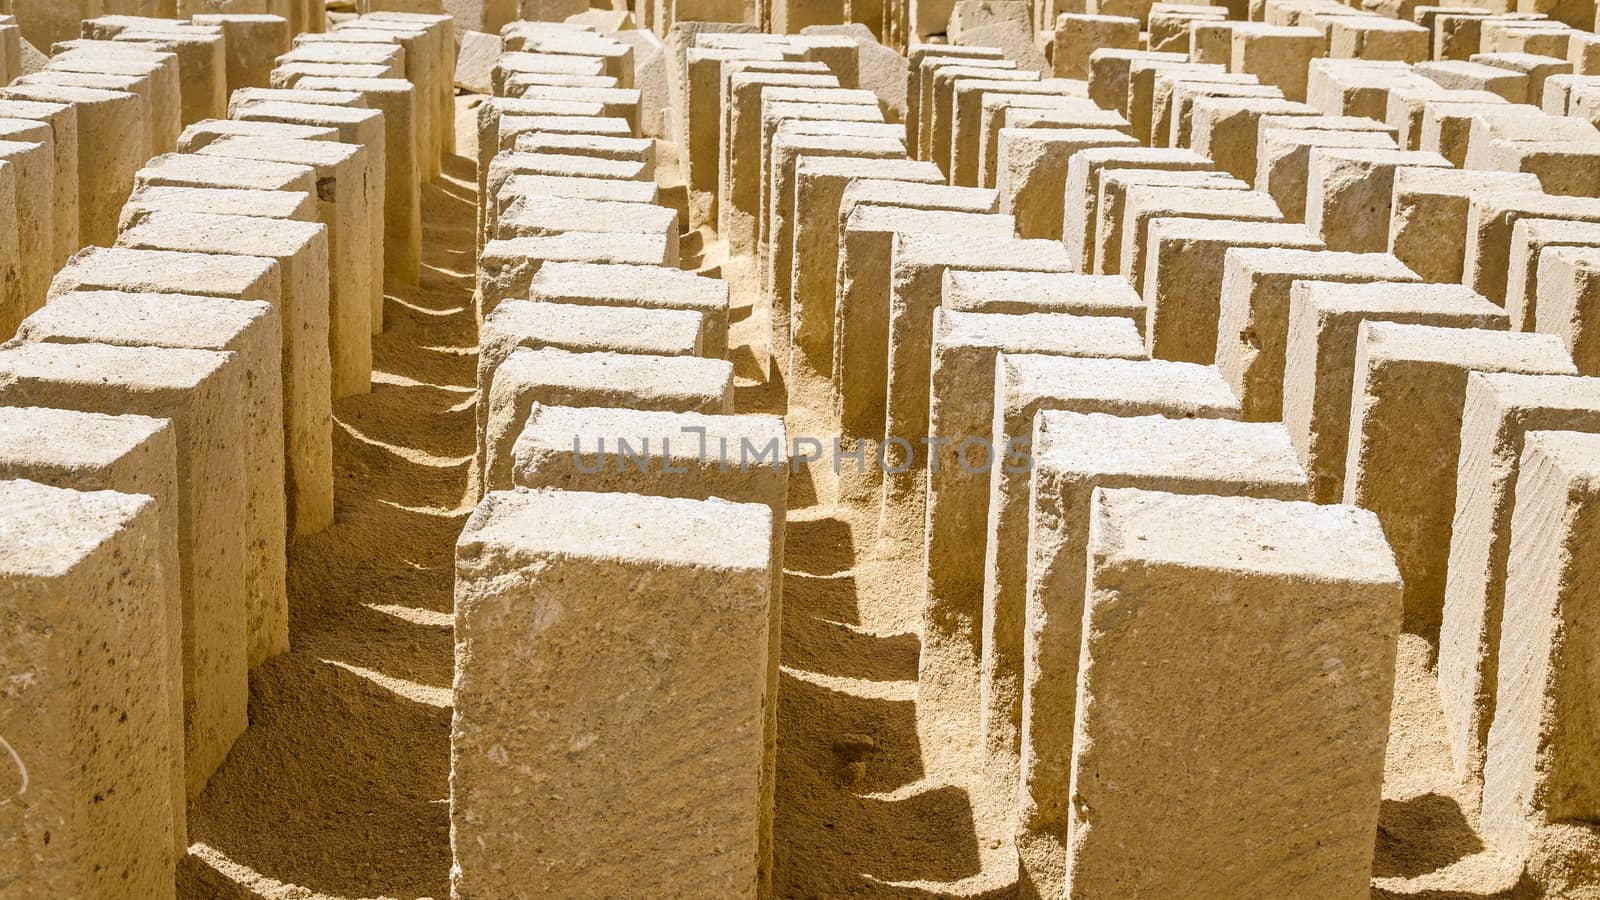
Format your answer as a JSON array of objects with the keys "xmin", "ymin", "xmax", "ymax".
[
  {"xmin": 720, "ymin": 69, "xmax": 840, "ymax": 262},
  {"xmin": 18, "ymin": 290, "xmax": 285, "ymax": 671},
  {"xmin": 452, "ymin": 489, "xmax": 771, "ymax": 898},
  {"xmin": 1504, "ymin": 218, "xmax": 1600, "ymax": 332},
  {"xmin": 1471, "ymin": 50, "xmax": 1570, "ymax": 102},
  {"xmin": 1463, "ymin": 190, "xmax": 1600, "ymax": 305},
  {"xmin": 1062, "ymin": 147, "xmax": 1209, "ymax": 271},
  {"xmin": 1343, "ymin": 322, "xmax": 1577, "ymax": 635},
  {"xmin": 497, "ymin": 193, "xmax": 679, "ymax": 263},
  {"xmin": 1389, "ymin": 166, "xmax": 1541, "ymax": 285},
  {"xmin": 483, "ymin": 152, "xmax": 650, "ymax": 245},
  {"xmin": 1231, "ymin": 24, "xmax": 1322, "ymax": 102},
  {"xmin": 1086, "ymin": 48, "xmax": 1185, "ymax": 117},
  {"xmin": 1438, "ymin": 373, "xmax": 1600, "ymax": 794},
  {"xmin": 476, "ymin": 233, "xmax": 673, "ymax": 323},
  {"xmin": 1067, "ymin": 487, "xmax": 1400, "ymax": 900},
  {"xmin": 942, "ymin": 269, "xmax": 1146, "ymax": 323},
  {"xmin": 481, "ymin": 347, "xmax": 734, "ymax": 491},
  {"xmin": 46, "ymin": 52, "xmax": 179, "ymax": 155},
  {"xmin": 0, "ymin": 407, "xmax": 185, "ymax": 857},
  {"xmin": 834, "ymin": 204, "xmax": 1013, "ymax": 444},
  {"xmin": 1417, "ymin": 59, "xmax": 1531, "ymax": 103},
  {"xmin": 1535, "ymin": 245, "xmax": 1600, "ymax": 375},
  {"xmin": 1418, "ymin": 101, "xmax": 1520, "ymax": 167},
  {"xmin": 1329, "ymin": 16, "xmax": 1430, "ymax": 61},
  {"xmin": 1094, "ymin": 169, "xmax": 1247, "ymax": 276},
  {"xmin": 118, "ymin": 184, "xmax": 315, "ymax": 230},
  {"xmin": 196, "ymin": 136, "xmax": 373, "ymax": 396},
  {"xmin": 1479, "ymin": 429, "xmax": 1600, "ymax": 860},
  {"xmin": 0, "ymin": 84, "xmax": 141, "ymax": 249},
  {"xmin": 906, "ymin": 46, "xmax": 1005, "ymax": 156},
  {"xmin": 1283, "ymin": 282, "xmax": 1512, "ymax": 504},
  {"xmin": 916, "ymin": 55, "xmax": 1016, "ymax": 158},
  {"xmin": 956, "ymin": 78, "xmax": 1091, "ymax": 188},
  {"xmin": 0, "ymin": 341, "xmax": 246, "ymax": 799},
  {"xmin": 1054, "ymin": 14, "xmax": 1138, "ymax": 80},
  {"xmin": 1143, "ymin": 219, "xmax": 1322, "ymax": 365},
  {"xmin": 114, "ymin": 27, "xmax": 228, "ymax": 125},
  {"xmin": 178, "ymin": 119, "xmax": 338, "ymax": 150},
  {"xmin": 1119, "ymin": 185, "xmax": 1283, "ymax": 294},
  {"xmin": 0, "ymin": 99, "xmax": 77, "ymax": 270},
  {"xmin": 1166, "ymin": 80, "xmax": 1285, "ymax": 151},
  {"xmin": 679, "ymin": 48, "xmax": 788, "ymax": 226},
  {"xmin": 1217, "ymin": 249, "xmax": 1419, "ymax": 422},
  {"xmin": 192, "ymin": 14, "xmax": 290, "ymax": 94},
  {"xmin": 998, "ymin": 127, "xmax": 1138, "ymax": 240},
  {"xmin": 1149, "ymin": 70, "xmax": 1262, "ymax": 150},
  {"xmin": 1305, "ymin": 61, "xmax": 1424, "ymax": 121},
  {"xmin": 1386, "ymin": 86, "xmax": 1505, "ymax": 154},
  {"xmin": 1306, "ymin": 147, "xmax": 1450, "ymax": 253},
  {"xmin": 0, "ymin": 479, "xmax": 177, "ymax": 898},
  {"xmin": 1125, "ymin": 59, "xmax": 1221, "ymax": 144},
  {"xmin": 112, "ymin": 211, "xmax": 333, "ymax": 536},
  {"xmin": 15, "ymin": 71, "xmax": 156, "ymax": 164},
  {"xmin": 529, "ymin": 261, "xmax": 730, "ymax": 356},
  {"xmin": 1187, "ymin": 96, "xmax": 1314, "ymax": 184},
  {"xmin": 1017, "ymin": 413, "xmax": 1308, "ymax": 896},
  {"xmin": 1470, "ymin": 136, "xmax": 1600, "ymax": 198}
]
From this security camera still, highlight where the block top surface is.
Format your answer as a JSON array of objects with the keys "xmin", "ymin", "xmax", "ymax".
[
  {"xmin": 1297, "ymin": 280, "xmax": 1504, "ymax": 317},
  {"xmin": 481, "ymin": 233, "xmax": 669, "ymax": 265},
  {"xmin": 139, "ymin": 152, "xmax": 315, "ymax": 189},
  {"xmin": 518, "ymin": 406, "xmax": 785, "ymax": 465},
  {"xmin": 1393, "ymin": 165, "xmax": 1540, "ymax": 196},
  {"xmin": 54, "ymin": 246, "xmax": 278, "ymax": 298},
  {"xmin": 1147, "ymin": 218, "xmax": 1318, "ymax": 245},
  {"xmin": 1089, "ymin": 486, "xmax": 1400, "ymax": 584},
  {"xmin": 119, "ymin": 209, "xmax": 323, "ymax": 255},
  {"xmin": 462, "ymin": 488, "xmax": 771, "ymax": 573},
  {"xmin": 935, "ymin": 309, "xmax": 1144, "ymax": 357},
  {"xmin": 841, "ymin": 180, "xmax": 996, "ymax": 213},
  {"xmin": 1468, "ymin": 371, "xmax": 1600, "ymax": 415},
  {"xmin": 197, "ymin": 135, "xmax": 363, "ymax": 167},
  {"xmin": 845, "ymin": 205, "xmax": 1011, "ymax": 236},
  {"xmin": 943, "ymin": 270, "xmax": 1142, "ymax": 307},
  {"xmin": 0, "ymin": 406, "xmax": 169, "ymax": 473},
  {"xmin": 1521, "ymin": 429, "xmax": 1600, "ymax": 486},
  {"xmin": 126, "ymin": 185, "xmax": 315, "ymax": 220},
  {"xmin": 795, "ymin": 157, "xmax": 942, "ymax": 183},
  {"xmin": 20, "ymin": 291, "xmax": 272, "ymax": 350},
  {"xmin": 1036, "ymin": 411, "xmax": 1307, "ymax": 488},
  {"xmin": 1228, "ymin": 248, "xmax": 1415, "ymax": 280},
  {"xmin": 485, "ymin": 299, "xmax": 702, "ymax": 355},
  {"xmin": 894, "ymin": 232, "xmax": 1071, "ymax": 270},
  {"xmin": 531, "ymin": 262, "xmax": 727, "ymax": 305},
  {"xmin": 497, "ymin": 346, "xmax": 731, "ymax": 396},
  {"xmin": 0, "ymin": 340, "xmax": 231, "ymax": 393},
  {"xmin": 1357, "ymin": 320, "xmax": 1576, "ymax": 372},
  {"xmin": 999, "ymin": 354, "xmax": 1241, "ymax": 416},
  {"xmin": 0, "ymin": 479, "xmax": 153, "ymax": 580}
]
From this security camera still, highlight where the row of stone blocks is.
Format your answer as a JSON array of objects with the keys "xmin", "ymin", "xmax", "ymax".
[
  {"xmin": 453, "ymin": 20, "xmax": 799, "ymax": 898},
  {"xmin": 845, "ymin": 39, "xmax": 1600, "ymax": 897},
  {"xmin": 0, "ymin": 8, "xmax": 453, "ymax": 896}
]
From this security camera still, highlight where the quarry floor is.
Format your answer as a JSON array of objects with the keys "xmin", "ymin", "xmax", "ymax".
[{"xmin": 170, "ymin": 98, "xmax": 1522, "ymax": 900}]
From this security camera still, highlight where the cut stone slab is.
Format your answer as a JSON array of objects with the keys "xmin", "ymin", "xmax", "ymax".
[
  {"xmin": 1480, "ymin": 429, "xmax": 1600, "ymax": 861},
  {"xmin": 997, "ymin": 127, "xmax": 1138, "ymax": 241},
  {"xmin": 1019, "ymin": 413, "xmax": 1309, "ymax": 897},
  {"xmin": 1504, "ymin": 218, "xmax": 1600, "ymax": 333},
  {"xmin": 0, "ymin": 341, "xmax": 247, "ymax": 800},
  {"xmin": 476, "ymin": 233, "xmax": 673, "ymax": 325},
  {"xmin": 1464, "ymin": 190, "xmax": 1600, "ymax": 306},
  {"xmin": 1344, "ymin": 322, "xmax": 1577, "ymax": 636},
  {"xmin": 0, "ymin": 479, "xmax": 177, "ymax": 897},
  {"xmin": 192, "ymin": 14, "xmax": 290, "ymax": 95},
  {"xmin": 1062, "ymin": 147, "xmax": 1210, "ymax": 272},
  {"xmin": 1536, "ymin": 245, "xmax": 1600, "ymax": 377},
  {"xmin": 46, "ymin": 51, "xmax": 179, "ymax": 155},
  {"xmin": 1438, "ymin": 373, "xmax": 1600, "ymax": 796},
  {"xmin": 1054, "ymin": 15, "xmax": 1138, "ymax": 80},
  {"xmin": 942, "ymin": 269, "xmax": 1146, "ymax": 324},
  {"xmin": 1390, "ymin": 166, "xmax": 1542, "ymax": 285},
  {"xmin": 1067, "ymin": 487, "xmax": 1400, "ymax": 900},
  {"xmin": 497, "ymin": 193, "xmax": 680, "ymax": 263},
  {"xmin": 979, "ymin": 94, "xmax": 1123, "ymax": 190},
  {"xmin": 113, "ymin": 27, "xmax": 229, "ymax": 126},
  {"xmin": 118, "ymin": 184, "xmax": 316, "ymax": 230},
  {"xmin": 1086, "ymin": 49, "xmax": 1184, "ymax": 118},
  {"xmin": 481, "ymin": 347, "xmax": 734, "ymax": 491},
  {"xmin": 0, "ymin": 99, "xmax": 77, "ymax": 270},
  {"xmin": 1119, "ymin": 185, "xmax": 1283, "ymax": 295},
  {"xmin": 0, "ymin": 406, "xmax": 185, "ymax": 857},
  {"xmin": 17, "ymin": 70, "xmax": 156, "ymax": 163},
  {"xmin": 177, "ymin": 118, "xmax": 338, "ymax": 151},
  {"xmin": 0, "ymin": 83, "xmax": 141, "ymax": 250},
  {"xmin": 1283, "ymin": 282, "xmax": 1513, "ymax": 505},
  {"xmin": 1306, "ymin": 147, "xmax": 1451, "ymax": 253},
  {"xmin": 1386, "ymin": 85, "xmax": 1507, "ymax": 151},
  {"xmin": 954, "ymin": 78, "xmax": 1088, "ymax": 186},
  {"xmin": 1231, "ymin": 23, "xmax": 1323, "ymax": 101},
  {"xmin": 452, "ymin": 489, "xmax": 771, "ymax": 898},
  {"xmin": 1216, "ymin": 248, "xmax": 1420, "ymax": 422},
  {"xmin": 1095, "ymin": 169, "xmax": 1248, "ymax": 276},
  {"xmin": 529, "ymin": 261, "xmax": 730, "ymax": 357},
  {"xmin": 1188, "ymin": 95, "xmax": 1315, "ymax": 184}
]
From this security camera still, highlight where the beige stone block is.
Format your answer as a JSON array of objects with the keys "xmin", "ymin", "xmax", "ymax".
[
  {"xmin": 0, "ymin": 84, "xmax": 141, "ymax": 250},
  {"xmin": 1471, "ymin": 136, "xmax": 1600, "ymax": 198},
  {"xmin": 1437, "ymin": 374, "xmax": 1600, "ymax": 795},
  {"xmin": 482, "ymin": 347, "xmax": 733, "ymax": 491},
  {"xmin": 0, "ymin": 479, "xmax": 178, "ymax": 897},
  {"xmin": 508, "ymin": 84, "xmax": 643, "ymax": 133},
  {"xmin": 680, "ymin": 48, "xmax": 788, "ymax": 227},
  {"xmin": 113, "ymin": 212, "xmax": 333, "ymax": 537},
  {"xmin": 1344, "ymin": 323, "xmax": 1576, "ymax": 634},
  {"xmin": 1124, "ymin": 59, "xmax": 1219, "ymax": 144},
  {"xmin": 1471, "ymin": 50, "xmax": 1571, "ymax": 101},
  {"xmin": 191, "ymin": 14, "xmax": 290, "ymax": 94},
  {"xmin": 1385, "ymin": 83, "xmax": 1506, "ymax": 150},
  {"xmin": 942, "ymin": 269, "xmax": 1146, "ymax": 322},
  {"xmin": 720, "ymin": 70, "xmax": 840, "ymax": 265},
  {"xmin": 1054, "ymin": 14, "xmax": 1138, "ymax": 80},
  {"xmin": 1307, "ymin": 147, "xmax": 1450, "ymax": 253},
  {"xmin": 0, "ymin": 136, "xmax": 45, "ymax": 329},
  {"xmin": 529, "ymin": 260, "xmax": 728, "ymax": 355},
  {"xmin": 1095, "ymin": 169, "xmax": 1247, "ymax": 275},
  {"xmin": 115, "ymin": 27, "xmax": 228, "ymax": 125},
  {"xmin": 1020, "ymin": 414, "xmax": 1308, "ymax": 896},
  {"xmin": 483, "ymin": 152, "xmax": 649, "ymax": 244},
  {"xmin": 1188, "ymin": 96, "xmax": 1314, "ymax": 183},
  {"xmin": 497, "ymin": 193, "xmax": 679, "ymax": 262},
  {"xmin": 1420, "ymin": 100, "xmax": 1524, "ymax": 166},
  {"xmin": 17, "ymin": 70, "xmax": 156, "ymax": 164},
  {"xmin": 1144, "ymin": 219, "xmax": 1323, "ymax": 365},
  {"xmin": 315, "ymin": 25, "xmax": 437, "ymax": 178},
  {"xmin": 1464, "ymin": 189, "xmax": 1600, "ymax": 305},
  {"xmin": 134, "ymin": 151, "xmax": 316, "ymax": 195},
  {"xmin": 1218, "ymin": 249, "xmax": 1419, "ymax": 422},
  {"xmin": 1166, "ymin": 80, "xmax": 1286, "ymax": 151},
  {"xmin": 906, "ymin": 45, "xmax": 1005, "ymax": 157},
  {"xmin": 1230, "ymin": 24, "xmax": 1322, "ymax": 102},
  {"xmin": 1479, "ymin": 430, "xmax": 1600, "ymax": 859},
  {"xmin": 452, "ymin": 489, "xmax": 771, "ymax": 898},
  {"xmin": 1389, "ymin": 166, "xmax": 1540, "ymax": 286},
  {"xmin": 1330, "ymin": 16, "xmax": 1430, "ymax": 61},
  {"xmin": 511, "ymin": 32, "xmax": 634, "ymax": 88},
  {"xmin": 1504, "ymin": 218, "xmax": 1600, "ymax": 331},
  {"xmin": 0, "ymin": 341, "xmax": 247, "ymax": 800},
  {"xmin": 916, "ymin": 55, "xmax": 1015, "ymax": 159},
  {"xmin": 1281, "ymin": 281, "xmax": 1511, "ymax": 503},
  {"xmin": 997, "ymin": 127, "xmax": 1137, "ymax": 241},
  {"xmin": 1305, "ymin": 60, "xmax": 1425, "ymax": 121},
  {"xmin": 177, "ymin": 118, "xmax": 337, "ymax": 150},
  {"xmin": 0, "ymin": 100, "xmax": 76, "ymax": 270},
  {"xmin": 1121, "ymin": 185, "xmax": 1283, "ymax": 295},
  {"xmin": 1062, "ymin": 147, "xmax": 1207, "ymax": 271},
  {"xmin": 834, "ymin": 201, "xmax": 1011, "ymax": 443},
  {"xmin": 1536, "ymin": 245, "xmax": 1600, "ymax": 376},
  {"xmin": 955, "ymin": 78, "xmax": 1089, "ymax": 188},
  {"xmin": 978, "ymin": 94, "xmax": 1120, "ymax": 190},
  {"xmin": 928, "ymin": 64, "xmax": 1033, "ymax": 174},
  {"xmin": 476, "ymin": 232, "xmax": 672, "ymax": 323},
  {"xmin": 196, "ymin": 136, "xmax": 373, "ymax": 396},
  {"xmin": 20, "ymin": 290, "xmax": 285, "ymax": 672},
  {"xmin": 1150, "ymin": 70, "xmax": 1259, "ymax": 150},
  {"xmin": 1086, "ymin": 48, "xmax": 1185, "ymax": 117},
  {"xmin": 1068, "ymin": 487, "xmax": 1399, "ymax": 900},
  {"xmin": 978, "ymin": 355, "xmax": 1240, "ymax": 799},
  {"xmin": 48, "ymin": 46, "xmax": 180, "ymax": 152}
]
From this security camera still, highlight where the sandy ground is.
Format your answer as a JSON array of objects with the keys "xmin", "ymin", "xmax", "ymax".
[{"xmin": 174, "ymin": 99, "xmax": 1527, "ymax": 900}]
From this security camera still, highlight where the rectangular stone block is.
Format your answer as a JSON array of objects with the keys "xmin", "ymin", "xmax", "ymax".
[
  {"xmin": 1308, "ymin": 147, "xmax": 1452, "ymax": 252},
  {"xmin": 720, "ymin": 69, "xmax": 839, "ymax": 263},
  {"xmin": 196, "ymin": 135, "xmax": 373, "ymax": 396},
  {"xmin": 1329, "ymin": 16, "xmax": 1430, "ymax": 61},
  {"xmin": 1086, "ymin": 48, "xmax": 1184, "ymax": 117},
  {"xmin": 1120, "ymin": 185, "xmax": 1283, "ymax": 294},
  {"xmin": 115, "ymin": 26, "xmax": 230, "ymax": 125},
  {"xmin": 19, "ymin": 290, "xmax": 286, "ymax": 671},
  {"xmin": 1480, "ymin": 429, "xmax": 1600, "ymax": 860},
  {"xmin": 0, "ymin": 341, "xmax": 247, "ymax": 799},
  {"xmin": 1126, "ymin": 60, "xmax": 1220, "ymax": 144},
  {"xmin": 1019, "ymin": 413, "xmax": 1308, "ymax": 897},
  {"xmin": 1535, "ymin": 244, "xmax": 1600, "ymax": 376},
  {"xmin": 1438, "ymin": 373, "xmax": 1600, "ymax": 796},
  {"xmin": 112, "ymin": 211, "xmax": 333, "ymax": 537},
  {"xmin": 0, "ymin": 479, "xmax": 177, "ymax": 898},
  {"xmin": 16, "ymin": 72, "xmax": 153, "ymax": 165},
  {"xmin": 1067, "ymin": 487, "xmax": 1400, "ymax": 900},
  {"xmin": 1390, "ymin": 167, "xmax": 1541, "ymax": 285},
  {"xmin": 1463, "ymin": 190, "xmax": 1600, "ymax": 305},
  {"xmin": 1095, "ymin": 169, "xmax": 1248, "ymax": 275},
  {"xmin": 528, "ymin": 260, "xmax": 730, "ymax": 357},
  {"xmin": 1231, "ymin": 23, "xmax": 1323, "ymax": 101},
  {"xmin": 980, "ymin": 94, "xmax": 1124, "ymax": 190},
  {"xmin": 1504, "ymin": 218, "xmax": 1600, "ymax": 332},
  {"xmin": 0, "ymin": 84, "xmax": 142, "ymax": 250},
  {"xmin": 1344, "ymin": 322, "xmax": 1577, "ymax": 635},
  {"xmin": 0, "ymin": 100, "xmax": 77, "ymax": 270},
  {"xmin": 1387, "ymin": 85, "xmax": 1506, "ymax": 151},
  {"xmin": 482, "ymin": 347, "xmax": 734, "ymax": 491},
  {"xmin": 0, "ymin": 407, "xmax": 185, "ymax": 858},
  {"xmin": 1217, "ymin": 248, "xmax": 1419, "ymax": 422},
  {"xmin": 452, "ymin": 489, "xmax": 771, "ymax": 897},
  {"xmin": 1188, "ymin": 95, "xmax": 1314, "ymax": 184},
  {"xmin": 497, "ymin": 193, "xmax": 679, "ymax": 263},
  {"xmin": 942, "ymin": 269, "xmax": 1146, "ymax": 324},
  {"xmin": 917, "ymin": 56, "xmax": 1016, "ymax": 158},
  {"xmin": 119, "ymin": 184, "xmax": 315, "ymax": 229},
  {"xmin": 906, "ymin": 45, "xmax": 1004, "ymax": 156},
  {"xmin": 998, "ymin": 127, "xmax": 1138, "ymax": 241},
  {"xmin": 1143, "ymin": 219, "xmax": 1322, "ymax": 365},
  {"xmin": 192, "ymin": 13, "xmax": 291, "ymax": 95},
  {"xmin": 1055, "ymin": 15, "xmax": 1139, "ymax": 80},
  {"xmin": 1062, "ymin": 147, "xmax": 1208, "ymax": 271},
  {"xmin": 47, "ymin": 51, "xmax": 180, "ymax": 155},
  {"xmin": 136, "ymin": 151, "xmax": 316, "ymax": 195},
  {"xmin": 1283, "ymin": 282, "xmax": 1513, "ymax": 504},
  {"xmin": 1470, "ymin": 50, "xmax": 1570, "ymax": 102}
]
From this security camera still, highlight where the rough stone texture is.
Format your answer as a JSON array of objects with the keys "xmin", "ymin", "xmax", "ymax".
[
  {"xmin": 0, "ymin": 84, "xmax": 140, "ymax": 250},
  {"xmin": 1068, "ymin": 487, "xmax": 1401, "ymax": 900},
  {"xmin": 1306, "ymin": 146, "xmax": 1451, "ymax": 253},
  {"xmin": 0, "ymin": 341, "xmax": 247, "ymax": 800},
  {"xmin": 1062, "ymin": 147, "xmax": 1209, "ymax": 271},
  {"xmin": 1094, "ymin": 170, "xmax": 1247, "ymax": 276},
  {"xmin": 476, "ymin": 232, "xmax": 673, "ymax": 324},
  {"xmin": 1232, "ymin": 23, "xmax": 1323, "ymax": 101},
  {"xmin": 1437, "ymin": 374, "xmax": 1600, "ymax": 798},
  {"xmin": 1118, "ymin": 185, "xmax": 1282, "ymax": 295},
  {"xmin": 1282, "ymin": 282, "xmax": 1512, "ymax": 504},
  {"xmin": 1019, "ymin": 414, "xmax": 1308, "ymax": 898},
  {"xmin": 0, "ymin": 99, "xmax": 78, "ymax": 271},
  {"xmin": 1505, "ymin": 218, "xmax": 1600, "ymax": 332},
  {"xmin": 529, "ymin": 260, "xmax": 731, "ymax": 357},
  {"xmin": 0, "ymin": 479, "xmax": 177, "ymax": 899},
  {"xmin": 1463, "ymin": 190, "xmax": 1600, "ymax": 306},
  {"xmin": 1480, "ymin": 429, "xmax": 1600, "ymax": 860},
  {"xmin": 1389, "ymin": 166, "xmax": 1541, "ymax": 285},
  {"xmin": 1343, "ymin": 322, "xmax": 1577, "ymax": 637},
  {"xmin": 1536, "ymin": 244, "xmax": 1600, "ymax": 376},
  {"xmin": 453, "ymin": 489, "xmax": 772, "ymax": 898},
  {"xmin": 998, "ymin": 127, "xmax": 1137, "ymax": 241}
]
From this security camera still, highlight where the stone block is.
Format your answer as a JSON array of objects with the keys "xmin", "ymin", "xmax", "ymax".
[
  {"xmin": 476, "ymin": 233, "xmax": 673, "ymax": 323},
  {"xmin": 46, "ymin": 51, "xmax": 179, "ymax": 155},
  {"xmin": 481, "ymin": 347, "xmax": 734, "ymax": 490},
  {"xmin": 1144, "ymin": 219, "xmax": 1323, "ymax": 365},
  {"xmin": 0, "ymin": 479, "xmax": 177, "ymax": 896},
  {"xmin": 0, "ymin": 341, "xmax": 246, "ymax": 799},
  {"xmin": 1344, "ymin": 322, "xmax": 1576, "ymax": 635},
  {"xmin": 1307, "ymin": 147, "xmax": 1450, "ymax": 253},
  {"xmin": 1389, "ymin": 166, "xmax": 1540, "ymax": 285},
  {"xmin": 1420, "ymin": 101, "xmax": 1526, "ymax": 166},
  {"xmin": 1535, "ymin": 245, "xmax": 1600, "ymax": 376},
  {"xmin": 1067, "ymin": 487, "xmax": 1400, "ymax": 900},
  {"xmin": 0, "ymin": 84, "xmax": 139, "ymax": 250},
  {"xmin": 1124, "ymin": 59, "xmax": 1219, "ymax": 144},
  {"xmin": 114, "ymin": 27, "xmax": 228, "ymax": 125},
  {"xmin": 1471, "ymin": 50, "xmax": 1571, "ymax": 101},
  {"xmin": 1305, "ymin": 61, "xmax": 1425, "ymax": 121},
  {"xmin": 720, "ymin": 70, "xmax": 841, "ymax": 264},
  {"xmin": 1217, "ymin": 249, "xmax": 1419, "ymax": 422},
  {"xmin": 452, "ymin": 489, "xmax": 771, "ymax": 897},
  {"xmin": 1150, "ymin": 70, "xmax": 1261, "ymax": 150},
  {"xmin": 496, "ymin": 193, "xmax": 679, "ymax": 263},
  {"xmin": 0, "ymin": 100, "xmax": 75, "ymax": 270},
  {"xmin": 1095, "ymin": 169, "xmax": 1248, "ymax": 275},
  {"xmin": 1119, "ymin": 184, "xmax": 1283, "ymax": 294},
  {"xmin": 1438, "ymin": 373, "xmax": 1600, "ymax": 794},
  {"xmin": 1385, "ymin": 84, "xmax": 1506, "ymax": 151},
  {"xmin": 1062, "ymin": 147, "xmax": 1207, "ymax": 271},
  {"xmin": 929, "ymin": 66, "xmax": 1036, "ymax": 177},
  {"xmin": 1018, "ymin": 413, "xmax": 1308, "ymax": 896},
  {"xmin": 1463, "ymin": 190, "xmax": 1600, "ymax": 305},
  {"xmin": 529, "ymin": 260, "xmax": 730, "ymax": 356},
  {"xmin": 1329, "ymin": 16, "xmax": 1430, "ymax": 61},
  {"xmin": 984, "ymin": 98, "xmax": 1125, "ymax": 190},
  {"xmin": 192, "ymin": 14, "xmax": 289, "ymax": 94},
  {"xmin": 942, "ymin": 269, "xmax": 1146, "ymax": 322},
  {"xmin": 1188, "ymin": 96, "xmax": 1314, "ymax": 184},
  {"xmin": 1470, "ymin": 136, "xmax": 1600, "ymax": 198},
  {"xmin": 918, "ymin": 57, "xmax": 1019, "ymax": 160},
  {"xmin": 1504, "ymin": 218, "xmax": 1600, "ymax": 332},
  {"xmin": 955, "ymin": 78, "xmax": 1089, "ymax": 187},
  {"xmin": 1086, "ymin": 48, "xmax": 1185, "ymax": 117},
  {"xmin": 998, "ymin": 127, "xmax": 1138, "ymax": 240},
  {"xmin": 1053, "ymin": 14, "xmax": 1138, "ymax": 80},
  {"xmin": 1230, "ymin": 24, "xmax": 1322, "ymax": 102}
]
